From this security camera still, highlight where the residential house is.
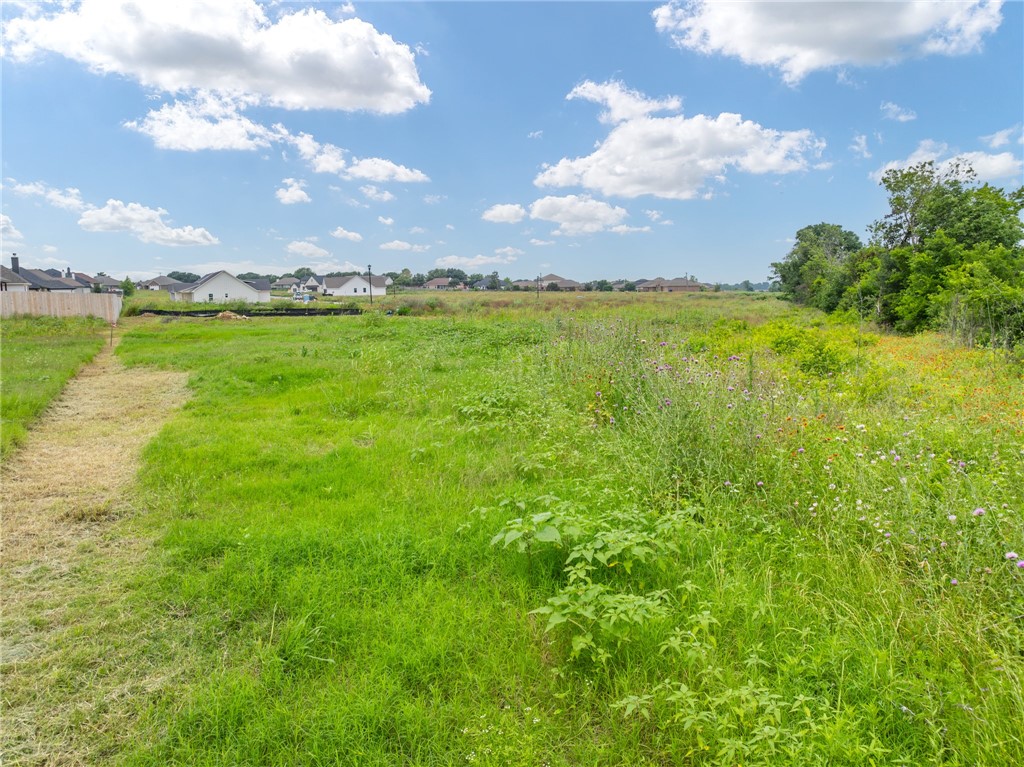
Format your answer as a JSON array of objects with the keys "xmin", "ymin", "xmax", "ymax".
[
  {"xmin": 139, "ymin": 275, "xmax": 182, "ymax": 291},
  {"xmin": 1, "ymin": 265, "xmax": 30, "ymax": 292},
  {"xmin": 91, "ymin": 274, "xmax": 123, "ymax": 292},
  {"xmin": 538, "ymin": 273, "xmax": 583, "ymax": 291},
  {"xmin": 321, "ymin": 274, "xmax": 390, "ymax": 297},
  {"xmin": 511, "ymin": 279, "xmax": 538, "ymax": 290},
  {"xmin": 301, "ymin": 275, "xmax": 325, "ymax": 294},
  {"xmin": 637, "ymin": 277, "xmax": 704, "ymax": 293},
  {"xmin": 170, "ymin": 271, "xmax": 271, "ymax": 303},
  {"xmin": 8, "ymin": 258, "xmax": 89, "ymax": 292},
  {"xmin": 271, "ymin": 276, "xmax": 300, "ymax": 292},
  {"xmin": 423, "ymin": 277, "xmax": 453, "ymax": 290}
]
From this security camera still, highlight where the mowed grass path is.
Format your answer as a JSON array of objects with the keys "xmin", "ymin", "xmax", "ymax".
[{"xmin": 97, "ymin": 298, "xmax": 1024, "ymax": 764}]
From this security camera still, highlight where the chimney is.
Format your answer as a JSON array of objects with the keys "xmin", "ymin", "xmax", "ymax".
[
  {"xmin": 66, "ymin": 267, "xmax": 73, "ymax": 278},
  {"xmin": 11, "ymin": 256, "xmax": 19, "ymax": 274}
]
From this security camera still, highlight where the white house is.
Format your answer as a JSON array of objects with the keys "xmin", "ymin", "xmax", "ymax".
[
  {"xmin": 301, "ymin": 275, "xmax": 324, "ymax": 293},
  {"xmin": 322, "ymin": 275, "xmax": 391, "ymax": 297},
  {"xmin": 171, "ymin": 271, "xmax": 271, "ymax": 303}
]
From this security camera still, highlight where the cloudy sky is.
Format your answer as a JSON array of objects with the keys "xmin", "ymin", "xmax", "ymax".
[{"xmin": 2, "ymin": 0, "xmax": 1021, "ymax": 282}]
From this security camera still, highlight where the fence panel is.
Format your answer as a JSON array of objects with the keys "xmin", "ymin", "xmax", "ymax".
[{"xmin": 0, "ymin": 292, "xmax": 122, "ymax": 323}]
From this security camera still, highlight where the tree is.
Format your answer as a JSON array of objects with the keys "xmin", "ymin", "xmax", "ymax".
[
  {"xmin": 771, "ymin": 222, "xmax": 863, "ymax": 311},
  {"xmin": 486, "ymin": 271, "xmax": 500, "ymax": 290},
  {"xmin": 119, "ymin": 277, "xmax": 135, "ymax": 296},
  {"xmin": 168, "ymin": 271, "xmax": 200, "ymax": 283},
  {"xmin": 545, "ymin": 281, "xmax": 561, "ymax": 292},
  {"xmin": 622, "ymin": 281, "xmax": 637, "ymax": 292},
  {"xmin": 292, "ymin": 267, "xmax": 315, "ymax": 280}
]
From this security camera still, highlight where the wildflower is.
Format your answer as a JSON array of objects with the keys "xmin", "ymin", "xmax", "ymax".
[
  {"xmin": 797, "ymin": 447, "xmax": 805, "ymax": 454},
  {"xmin": 1006, "ymin": 552, "xmax": 1019, "ymax": 560},
  {"xmin": 972, "ymin": 508, "xmax": 985, "ymax": 517},
  {"xmin": 756, "ymin": 481, "xmax": 764, "ymax": 487},
  {"xmin": 950, "ymin": 579, "xmax": 958, "ymax": 586},
  {"xmin": 948, "ymin": 514, "xmax": 957, "ymax": 522},
  {"xmin": 1017, "ymin": 561, "xmax": 1024, "ymax": 570}
]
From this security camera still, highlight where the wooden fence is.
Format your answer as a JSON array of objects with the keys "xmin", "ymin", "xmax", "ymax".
[{"xmin": 1, "ymin": 291, "xmax": 122, "ymax": 323}]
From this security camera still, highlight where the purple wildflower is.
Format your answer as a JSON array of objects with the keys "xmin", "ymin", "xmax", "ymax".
[
  {"xmin": 972, "ymin": 508, "xmax": 985, "ymax": 517},
  {"xmin": 1006, "ymin": 552, "xmax": 1019, "ymax": 560}
]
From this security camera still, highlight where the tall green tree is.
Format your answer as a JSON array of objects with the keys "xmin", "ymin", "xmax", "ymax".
[{"xmin": 771, "ymin": 222, "xmax": 863, "ymax": 311}]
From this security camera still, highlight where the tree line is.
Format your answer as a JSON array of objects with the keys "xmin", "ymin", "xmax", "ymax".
[{"xmin": 772, "ymin": 161, "xmax": 1024, "ymax": 351}]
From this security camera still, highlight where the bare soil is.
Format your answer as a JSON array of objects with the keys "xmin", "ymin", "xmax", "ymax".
[{"xmin": 1, "ymin": 337, "xmax": 189, "ymax": 765}]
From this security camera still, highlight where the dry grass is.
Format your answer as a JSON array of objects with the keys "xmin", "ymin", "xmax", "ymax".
[{"xmin": 1, "ymin": 337, "xmax": 189, "ymax": 765}]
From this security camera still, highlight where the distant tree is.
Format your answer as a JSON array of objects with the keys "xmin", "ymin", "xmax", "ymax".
[
  {"xmin": 119, "ymin": 277, "xmax": 136, "ymax": 296},
  {"xmin": 622, "ymin": 281, "xmax": 637, "ymax": 292},
  {"xmin": 545, "ymin": 281, "xmax": 561, "ymax": 292},
  {"xmin": 293, "ymin": 267, "xmax": 315, "ymax": 280},
  {"xmin": 487, "ymin": 271, "xmax": 500, "ymax": 290},
  {"xmin": 468, "ymin": 273, "xmax": 484, "ymax": 284},
  {"xmin": 412, "ymin": 273, "xmax": 426, "ymax": 286},
  {"xmin": 168, "ymin": 271, "xmax": 200, "ymax": 283}
]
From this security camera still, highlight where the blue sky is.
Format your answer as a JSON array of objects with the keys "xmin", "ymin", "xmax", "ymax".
[{"xmin": 2, "ymin": 0, "xmax": 1021, "ymax": 283}]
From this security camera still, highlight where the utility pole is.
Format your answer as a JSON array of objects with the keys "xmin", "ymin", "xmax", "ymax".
[
  {"xmin": 536, "ymin": 274, "xmax": 540, "ymax": 298},
  {"xmin": 367, "ymin": 264, "xmax": 373, "ymax": 304}
]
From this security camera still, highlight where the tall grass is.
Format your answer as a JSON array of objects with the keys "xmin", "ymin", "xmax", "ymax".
[
  {"xmin": 44, "ymin": 296, "xmax": 1024, "ymax": 763},
  {"xmin": 0, "ymin": 315, "xmax": 107, "ymax": 458}
]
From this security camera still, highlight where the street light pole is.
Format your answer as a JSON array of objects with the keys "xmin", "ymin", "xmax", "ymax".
[{"xmin": 367, "ymin": 264, "xmax": 373, "ymax": 304}]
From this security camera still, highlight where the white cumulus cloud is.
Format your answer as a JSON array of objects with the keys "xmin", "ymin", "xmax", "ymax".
[
  {"xmin": 528, "ymin": 195, "xmax": 628, "ymax": 236},
  {"xmin": 4, "ymin": 0, "xmax": 431, "ymax": 113},
  {"xmin": 330, "ymin": 227, "xmax": 363, "ymax": 242},
  {"xmin": 8, "ymin": 180, "xmax": 88, "ymax": 211},
  {"xmin": 1, "ymin": 214, "xmax": 24, "ymax": 241},
  {"xmin": 481, "ymin": 203, "xmax": 526, "ymax": 223},
  {"xmin": 346, "ymin": 157, "xmax": 429, "ymax": 183},
  {"xmin": 980, "ymin": 125, "xmax": 1022, "ymax": 149},
  {"xmin": 360, "ymin": 185, "xmax": 395, "ymax": 202},
  {"xmin": 529, "ymin": 238, "xmax": 555, "ymax": 246},
  {"xmin": 881, "ymin": 101, "xmax": 917, "ymax": 122},
  {"xmin": 78, "ymin": 200, "xmax": 219, "ymax": 246},
  {"xmin": 435, "ymin": 254, "xmax": 517, "ymax": 268},
  {"xmin": 286, "ymin": 240, "xmax": 329, "ymax": 259},
  {"xmin": 850, "ymin": 134, "xmax": 872, "ymax": 159},
  {"xmin": 871, "ymin": 139, "xmax": 1023, "ymax": 182},
  {"xmin": 380, "ymin": 240, "xmax": 429, "ymax": 252},
  {"xmin": 495, "ymin": 246, "xmax": 524, "ymax": 257},
  {"xmin": 536, "ymin": 81, "xmax": 824, "ymax": 200},
  {"xmin": 124, "ymin": 92, "xmax": 280, "ymax": 151},
  {"xmin": 653, "ymin": 0, "xmax": 1003, "ymax": 84},
  {"xmin": 378, "ymin": 216, "xmax": 394, "ymax": 226},
  {"xmin": 276, "ymin": 178, "xmax": 311, "ymax": 205}
]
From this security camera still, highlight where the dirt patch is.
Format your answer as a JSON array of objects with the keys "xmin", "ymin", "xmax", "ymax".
[{"xmin": 1, "ymin": 336, "xmax": 189, "ymax": 764}]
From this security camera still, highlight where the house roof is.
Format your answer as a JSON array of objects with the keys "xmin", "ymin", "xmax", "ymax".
[
  {"xmin": 177, "ymin": 270, "xmax": 258, "ymax": 294},
  {"xmin": 143, "ymin": 275, "xmax": 179, "ymax": 286},
  {"xmin": 93, "ymin": 275, "xmax": 122, "ymax": 287},
  {"xmin": 424, "ymin": 277, "xmax": 452, "ymax": 286},
  {"xmin": 540, "ymin": 273, "xmax": 565, "ymax": 282},
  {"xmin": 244, "ymin": 279, "xmax": 272, "ymax": 291},
  {"xmin": 303, "ymin": 274, "xmax": 324, "ymax": 285},
  {"xmin": 272, "ymin": 277, "xmax": 300, "ymax": 286},
  {"xmin": 1, "ymin": 265, "xmax": 31, "ymax": 285},
  {"xmin": 323, "ymin": 275, "xmax": 389, "ymax": 290},
  {"xmin": 18, "ymin": 268, "xmax": 81, "ymax": 291},
  {"xmin": 73, "ymin": 272, "xmax": 96, "ymax": 285}
]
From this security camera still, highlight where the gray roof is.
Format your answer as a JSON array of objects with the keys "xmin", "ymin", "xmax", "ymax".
[
  {"xmin": 244, "ymin": 279, "xmax": 272, "ymax": 291},
  {"xmin": 1, "ymin": 265, "xmax": 31, "ymax": 285},
  {"xmin": 272, "ymin": 277, "xmax": 300, "ymax": 286},
  {"xmin": 18, "ymin": 268, "xmax": 81, "ymax": 291},
  {"xmin": 323, "ymin": 275, "xmax": 388, "ymax": 290}
]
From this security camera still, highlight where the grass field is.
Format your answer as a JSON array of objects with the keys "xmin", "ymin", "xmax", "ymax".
[
  {"xmin": 0, "ymin": 316, "xmax": 108, "ymax": 459},
  {"xmin": 5, "ymin": 293, "xmax": 1023, "ymax": 764}
]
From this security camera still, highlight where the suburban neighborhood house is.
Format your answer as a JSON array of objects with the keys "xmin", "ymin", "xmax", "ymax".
[
  {"xmin": 540, "ymin": 274, "xmax": 583, "ymax": 291},
  {"xmin": 271, "ymin": 276, "xmax": 300, "ymax": 292},
  {"xmin": 637, "ymin": 278, "xmax": 705, "ymax": 293},
  {"xmin": 321, "ymin": 274, "xmax": 390, "ymax": 297},
  {"xmin": 423, "ymin": 277, "xmax": 453, "ymax": 290},
  {"xmin": 2, "ymin": 258, "xmax": 94, "ymax": 292},
  {"xmin": 170, "ymin": 271, "xmax": 272, "ymax": 303}
]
